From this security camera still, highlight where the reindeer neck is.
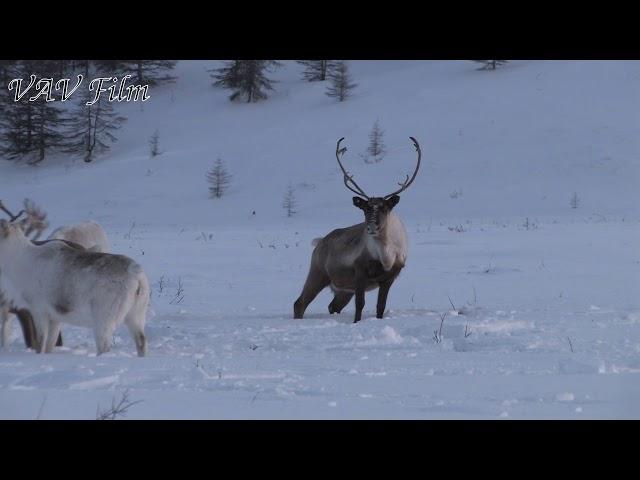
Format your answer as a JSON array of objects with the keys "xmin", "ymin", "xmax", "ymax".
[
  {"xmin": 0, "ymin": 245, "xmax": 24, "ymax": 283},
  {"xmin": 362, "ymin": 224, "xmax": 390, "ymax": 246},
  {"xmin": 0, "ymin": 234, "xmax": 34, "ymax": 265}
]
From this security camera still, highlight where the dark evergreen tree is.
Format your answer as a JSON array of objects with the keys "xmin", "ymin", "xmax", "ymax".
[
  {"xmin": 0, "ymin": 62, "xmax": 18, "ymax": 143},
  {"xmin": 92, "ymin": 61, "xmax": 176, "ymax": 85},
  {"xmin": 0, "ymin": 60, "xmax": 16, "ymax": 84},
  {"xmin": 325, "ymin": 61, "xmax": 358, "ymax": 102},
  {"xmin": 92, "ymin": 60, "xmax": 129, "ymax": 75},
  {"xmin": 209, "ymin": 60, "xmax": 242, "ymax": 88},
  {"xmin": 63, "ymin": 87, "xmax": 126, "ymax": 162},
  {"xmin": 0, "ymin": 60, "xmax": 69, "ymax": 164},
  {"xmin": 211, "ymin": 60, "xmax": 281, "ymax": 103},
  {"xmin": 31, "ymin": 100, "xmax": 69, "ymax": 164},
  {"xmin": 127, "ymin": 60, "xmax": 177, "ymax": 85},
  {"xmin": 206, "ymin": 158, "xmax": 232, "ymax": 199},
  {"xmin": 70, "ymin": 60, "xmax": 91, "ymax": 77},
  {"xmin": 53, "ymin": 60, "xmax": 72, "ymax": 78},
  {"xmin": 0, "ymin": 86, "xmax": 36, "ymax": 159},
  {"xmin": 297, "ymin": 60, "xmax": 335, "ymax": 82}
]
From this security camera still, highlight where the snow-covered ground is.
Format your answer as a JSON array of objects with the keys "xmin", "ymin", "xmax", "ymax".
[{"xmin": 0, "ymin": 60, "xmax": 638, "ymax": 418}]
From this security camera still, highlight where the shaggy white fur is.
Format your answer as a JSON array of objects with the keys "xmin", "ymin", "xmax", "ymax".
[{"xmin": 0, "ymin": 220, "xmax": 148, "ymax": 356}]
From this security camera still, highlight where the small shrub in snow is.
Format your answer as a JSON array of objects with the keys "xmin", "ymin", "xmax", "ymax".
[
  {"xmin": 464, "ymin": 323, "xmax": 472, "ymax": 338},
  {"xmin": 149, "ymin": 129, "xmax": 160, "ymax": 157},
  {"xmin": 449, "ymin": 188, "xmax": 463, "ymax": 199},
  {"xmin": 283, "ymin": 182, "xmax": 298, "ymax": 217},
  {"xmin": 96, "ymin": 390, "xmax": 142, "ymax": 420},
  {"xmin": 570, "ymin": 192, "xmax": 580, "ymax": 209},
  {"xmin": 169, "ymin": 278, "xmax": 185, "ymax": 305},
  {"xmin": 471, "ymin": 60, "xmax": 509, "ymax": 70},
  {"xmin": 521, "ymin": 217, "xmax": 538, "ymax": 230},
  {"xmin": 433, "ymin": 312, "xmax": 447, "ymax": 344},
  {"xmin": 448, "ymin": 224, "xmax": 466, "ymax": 233}
]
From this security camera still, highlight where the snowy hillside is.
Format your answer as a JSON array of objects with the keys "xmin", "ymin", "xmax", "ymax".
[{"xmin": 0, "ymin": 60, "xmax": 639, "ymax": 419}]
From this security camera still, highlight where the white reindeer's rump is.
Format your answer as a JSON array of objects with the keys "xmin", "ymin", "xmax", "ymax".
[{"xmin": 48, "ymin": 221, "xmax": 110, "ymax": 253}]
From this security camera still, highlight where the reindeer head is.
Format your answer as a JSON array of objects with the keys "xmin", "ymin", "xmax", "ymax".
[
  {"xmin": 335, "ymin": 137, "xmax": 421, "ymax": 237},
  {"xmin": 0, "ymin": 219, "xmax": 9, "ymax": 240},
  {"xmin": 0, "ymin": 218, "xmax": 24, "ymax": 242},
  {"xmin": 353, "ymin": 196, "xmax": 400, "ymax": 236}
]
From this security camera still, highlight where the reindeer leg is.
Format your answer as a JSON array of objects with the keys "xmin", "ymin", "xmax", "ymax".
[
  {"xmin": 1, "ymin": 306, "xmax": 11, "ymax": 347},
  {"xmin": 34, "ymin": 321, "xmax": 48, "ymax": 354},
  {"xmin": 44, "ymin": 319, "xmax": 61, "ymax": 353},
  {"xmin": 376, "ymin": 278, "xmax": 395, "ymax": 319},
  {"xmin": 14, "ymin": 308, "xmax": 36, "ymax": 350},
  {"xmin": 354, "ymin": 286, "xmax": 366, "ymax": 323},
  {"xmin": 294, "ymin": 267, "xmax": 329, "ymax": 319},
  {"xmin": 328, "ymin": 291, "xmax": 354, "ymax": 314},
  {"xmin": 353, "ymin": 272, "xmax": 368, "ymax": 323}
]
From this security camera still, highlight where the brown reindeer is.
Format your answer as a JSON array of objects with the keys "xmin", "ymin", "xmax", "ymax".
[{"xmin": 294, "ymin": 136, "xmax": 421, "ymax": 323}]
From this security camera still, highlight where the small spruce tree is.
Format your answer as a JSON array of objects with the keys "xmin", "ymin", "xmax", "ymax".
[
  {"xmin": 283, "ymin": 182, "xmax": 297, "ymax": 217},
  {"xmin": 325, "ymin": 61, "xmax": 358, "ymax": 102},
  {"xmin": 570, "ymin": 192, "xmax": 580, "ymax": 209},
  {"xmin": 366, "ymin": 120, "xmax": 386, "ymax": 163},
  {"xmin": 207, "ymin": 158, "xmax": 232, "ymax": 199}
]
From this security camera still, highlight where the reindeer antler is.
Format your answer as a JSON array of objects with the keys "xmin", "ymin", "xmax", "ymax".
[
  {"xmin": 0, "ymin": 200, "xmax": 25, "ymax": 222},
  {"xmin": 22, "ymin": 198, "xmax": 48, "ymax": 240},
  {"xmin": 335, "ymin": 138, "xmax": 369, "ymax": 199},
  {"xmin": 383, "ymin": 137, "xmax": 422, "ymax": 199}
]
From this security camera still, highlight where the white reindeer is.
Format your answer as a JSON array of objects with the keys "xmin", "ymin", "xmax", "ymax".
[
  {"xmin": 0, "ymin": 219, "xmax": 149, "ymax": 356},
  {"xmin": 0, "ymin": 200, "xmax": 112, "ymax": 348}
]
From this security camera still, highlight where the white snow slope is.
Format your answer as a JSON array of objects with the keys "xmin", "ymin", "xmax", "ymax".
[{"xmin": 0, "ymin": 60, "xmax": 638, "ymax": 419}]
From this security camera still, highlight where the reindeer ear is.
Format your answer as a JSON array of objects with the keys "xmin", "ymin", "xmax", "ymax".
[
  {"xmin": 353, "ymin": 197, "xmax": 367, "ymax": 209},
  {"xmin": 386, "ymin": 195, "xmax": 400, "ymax": 209}
]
